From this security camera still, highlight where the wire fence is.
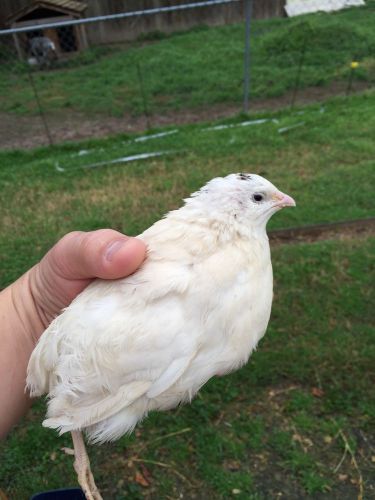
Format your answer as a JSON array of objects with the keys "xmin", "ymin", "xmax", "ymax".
[{"xmin": 0, "ymin": 0, "xmax": 374, "ymax": 149}]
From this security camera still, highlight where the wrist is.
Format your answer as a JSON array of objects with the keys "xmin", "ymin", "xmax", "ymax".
[
  {"xmin": 4, "ymin": 266, "xmax": 46, "ymax": 350},
  {"xmin": 0, "ymin": 269, "xmax": 43, "ymax": 437}
]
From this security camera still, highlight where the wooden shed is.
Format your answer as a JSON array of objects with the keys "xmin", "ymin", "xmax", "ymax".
[{"xmin": 6, "ymin": 0, "xmax": 88, "ymax": 60}]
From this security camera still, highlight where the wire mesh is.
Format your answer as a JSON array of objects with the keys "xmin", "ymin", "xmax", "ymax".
[{"xmin": 0, "ymin": 0, "xmax": 373, "ymax": 149}]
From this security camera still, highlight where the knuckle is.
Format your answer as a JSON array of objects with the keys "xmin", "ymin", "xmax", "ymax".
[
  {"xmin": 80, "ymin": 229, "xmax": 123, "ymax": 258},
  {"xmin": 61, "ymin": 230, "xmax": 84, "ymax": 244}
]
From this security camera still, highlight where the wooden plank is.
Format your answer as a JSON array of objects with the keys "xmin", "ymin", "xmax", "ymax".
[
  {"xmin": 12, "ymin": 32, "xmax": 23, "ymax": 59},
  {"xmin": 12, "ymin": 16, "xmax": 73, "ymax": 28},
  {"xmin": 269, "ymin": 218, "xmax": 375, "ymax": 244}
]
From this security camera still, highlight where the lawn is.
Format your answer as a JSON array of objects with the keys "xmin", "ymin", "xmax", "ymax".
[
  {"xmin": 0, "ymin": 90, "xmax": 374, "ymax": 498},
  {"xmin": 1, "ymin": 1, "xmax": 375, "ymax": 118},
  {"xmin": 0, "ymin": 89, "xmax": 374, "ymax": 286}
]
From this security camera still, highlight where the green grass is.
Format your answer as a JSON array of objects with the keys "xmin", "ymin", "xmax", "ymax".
[
  {"xmin": 1, "ymin": 2, "xmax": 375, "ymax": 117},
  {"xmin": 1, "ymin": 89, "xmax": 374, "ymax": 287},
  {"xmin": 1, "ymin": 238, "xmax": 374, "ymax": 498},
  {"xmin": 0, "ymin": 91, "xmax": 374, "ymax": 498}
]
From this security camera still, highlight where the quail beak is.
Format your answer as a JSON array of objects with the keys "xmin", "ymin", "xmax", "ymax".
[{"xmin": 273, "ymin": 191, "xmax": 296, "ymax": 208}]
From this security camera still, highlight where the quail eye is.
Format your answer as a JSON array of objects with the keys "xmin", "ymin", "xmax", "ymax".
[{"xmin": 252, "ymin": 193, "xmax": 264, "ymax": 203}]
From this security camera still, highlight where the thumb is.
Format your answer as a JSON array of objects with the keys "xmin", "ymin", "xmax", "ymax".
[{"xmin": 48, "ymin": 229, "xmax": 146, "ymax": 280}]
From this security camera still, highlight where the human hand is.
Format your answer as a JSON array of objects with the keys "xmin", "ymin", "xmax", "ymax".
[
  {"xmin": 0, "ymin": 229, "xmax": 146, "ymax": 437},
  {"xmin": 28, "ymin": 229, "xmax": 146, "ymax": 340}
]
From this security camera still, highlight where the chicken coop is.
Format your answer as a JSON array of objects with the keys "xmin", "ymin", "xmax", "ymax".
[{"xmin": 6, "ymin": 0, "xmax": 88, "ymax": 62}]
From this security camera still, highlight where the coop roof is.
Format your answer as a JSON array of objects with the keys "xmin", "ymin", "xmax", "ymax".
[{"xmin": 6, "ymin": 0, "xmax": 87, "ymax": 25}]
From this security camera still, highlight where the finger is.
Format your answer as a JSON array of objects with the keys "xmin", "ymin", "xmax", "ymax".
[{"xmin": 48, "ymin": 229, "xmax": 146, "ymax": 280}]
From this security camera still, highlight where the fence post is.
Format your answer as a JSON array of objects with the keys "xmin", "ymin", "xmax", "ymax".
[
  {"xmin": 27, "ymin": 69, "xmax": 53, "ymax": 146},
  {"xmin": 136, "ymin": 62, "xmax": 151, "ymax": 130},
  {"xmin": 243, "ymin": 0, "xmax": 252, "ymax": 113},
  {"xmin": 290, "ymin": 33, "xmax": 307, "ymax": 109}
]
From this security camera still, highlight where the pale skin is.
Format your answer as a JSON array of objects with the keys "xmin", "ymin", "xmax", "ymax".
[{"xmin": 0, "ymin": 229, "xmax": 146, "ymax": 439}]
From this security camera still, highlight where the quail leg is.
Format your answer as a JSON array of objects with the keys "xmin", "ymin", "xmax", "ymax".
[{"xmin": 71, "ymin": 431, "xmax": 103, "ymax": 500}]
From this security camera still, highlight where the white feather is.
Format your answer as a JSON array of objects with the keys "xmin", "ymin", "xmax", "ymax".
[{"xmin": 27, "ymin": 173, "xmax": 293, "ymax": 444}]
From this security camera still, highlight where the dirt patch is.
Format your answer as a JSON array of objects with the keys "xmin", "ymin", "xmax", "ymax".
[
  {"xmin": 269, "ymin": 218, "xmax": 375, "ymax": 246},
  {"xmin": 0, "ymin": 81, "xmax": 371, "ymax": 150}
]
